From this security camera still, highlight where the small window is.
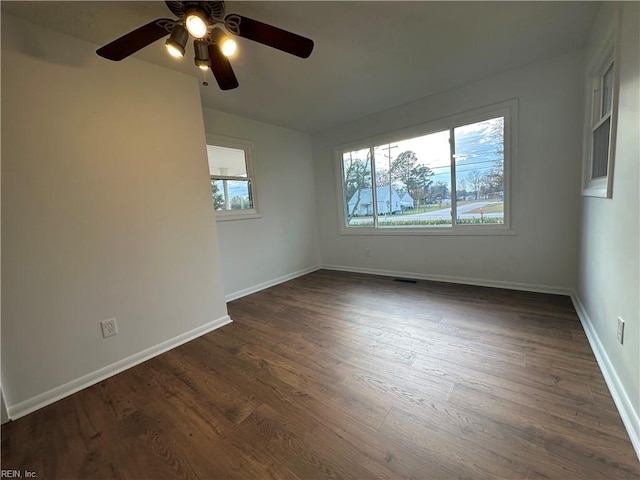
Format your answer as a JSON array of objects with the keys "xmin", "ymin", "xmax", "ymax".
[
  {"xmin": 337, "ymin": 100, "xmax": 514, "ymax": 235},
  {"xmin": 582, "ymin": 27, "xmax": 619, "ymax": 198},
  {"xmin": 206, "ymin": 135, "xmax": 259, "ymax": 220},
  {"xmin": 590, "ymin": 61, "xmax": 614, "ymax": 180}
]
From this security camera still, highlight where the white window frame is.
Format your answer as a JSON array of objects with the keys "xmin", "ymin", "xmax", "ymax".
[
  {"xmin": 581, "ymin": 20, "xmax": 620, "ymax": 198},
  {"xmin": 206, "ymin": 133, "xmax": 260, "ymax": 221},
  {"xmin": 334, "ymin": 100, "xmax": 517, "ymax": 236}
]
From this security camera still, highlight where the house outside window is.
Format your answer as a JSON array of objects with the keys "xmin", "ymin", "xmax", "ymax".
[
  {"xmin": 206, "ymin": 134, "xmax": 260, "ymax": 221},
  {"xmin": 336, "ymin": 100, "xmax": 516, "ymax": 235}
]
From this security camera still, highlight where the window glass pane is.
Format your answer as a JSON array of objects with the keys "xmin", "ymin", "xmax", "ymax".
[
  {"xmin": 343, "ymin": 149, "xmax": 373, "ymax": 227},
  {"xmin": 212, "ymin": 179, "xmax": 253, "ymax": 211},
  {"xmin": 373, "ymin": 144, "xmax": 400, "ymax": 225},
  {"xmin": 602, "ymin": 63, "xmax": 614, "ymax": 116},
  {"xmin": 454, "ymin": 117, "xmax": 504, "ymax": 225},
  {"xmin": 207, "ymin": 145, "xmax": 247, "ymax": 177},
  {"xmin": 592, "ymin": 118, "xmax": 610, "ymax": 179},
  {"xmin": 375, "ymin": 131, "xmax": 451, "ymax": 228}
]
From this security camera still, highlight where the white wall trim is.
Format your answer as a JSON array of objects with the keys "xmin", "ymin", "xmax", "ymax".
[
  {"xmin": 225, "ymin": 265, "xmax": 321, "ymax": 302},
  {"xmin": 321, "ymin": 264, "xmax": 572, "ymax": 296},
  {"xmin": 6, "ymin": 315, "xmax": 232, "ymax": 421},
  {"xmin": 571, "ymin": 293, "xmax": 640, "ymax": 461},
  {"xmin": 1, "ymin": 388, "xmax": 9, "ymax": 425}
]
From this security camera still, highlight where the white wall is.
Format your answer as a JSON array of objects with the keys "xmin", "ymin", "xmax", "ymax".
[
  {"xmin": 312, "ymin": 50, "xmax": 585, "ymax": 292},
  {"xmin": 1, "ymin": 15, "xmax": 229, "ymax": 416},
  {"xmin": 202, "ymin": 108, "xmax": 320, "ymax": 300},
  {"xmin": 576, "ymin": 2, "xmax": 639, "ymax": 455}
]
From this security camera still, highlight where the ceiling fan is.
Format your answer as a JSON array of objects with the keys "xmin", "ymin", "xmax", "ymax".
[{"xmin": 96, "ymin": 1, "xmax": 314, "ymax": 90}]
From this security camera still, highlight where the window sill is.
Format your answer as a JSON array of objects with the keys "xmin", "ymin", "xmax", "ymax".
[
  {"xmin": 215, "ymin": 210, "xmax": 262, "ymax": 222},
  {"xmin": 338, "ymin": 225, "xmax": 516, "ymax": 236},
  {"xmin": 582, "ymin": 177, "xmax": 612, "ymax": 198}
]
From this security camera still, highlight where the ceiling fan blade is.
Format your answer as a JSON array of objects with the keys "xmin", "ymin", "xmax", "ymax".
[
  {"xmin": 226, "ymin": 14, "xmax": 314, "ymax": 59},
  {"xmin": 96, "ymin": 19, "xmax": 174, "ymax": 61},
  {"xmin": 208, "ymin": 44, "xmax": 239, "ymax": 90}
]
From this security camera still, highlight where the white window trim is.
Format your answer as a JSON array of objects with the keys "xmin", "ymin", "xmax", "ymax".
[
  {"xmin": 333, "ymin": 99, "xmax": 518, "ymax": 236},
  {"xmin": 581, "ymin": 15, "xmax": 621, "ymax": 199},
  {"xmin": 206, "ymin": 133, "xmax": 261, "ymax": 221}
]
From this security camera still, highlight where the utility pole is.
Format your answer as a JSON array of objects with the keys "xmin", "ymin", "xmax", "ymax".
[{"xmin": 378, "ymin": 144, "xmax": 398, "ymax": 215}]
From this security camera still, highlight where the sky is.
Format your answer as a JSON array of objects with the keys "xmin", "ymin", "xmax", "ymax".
[{"xmin": 368, "ymin": 116, "xmax": 503, "ymax": 186}]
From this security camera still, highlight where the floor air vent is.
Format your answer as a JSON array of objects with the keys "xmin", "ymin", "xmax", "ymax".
[{"xmin": 393, "ymin": 278, "xmax": 419, "ymax": 284}]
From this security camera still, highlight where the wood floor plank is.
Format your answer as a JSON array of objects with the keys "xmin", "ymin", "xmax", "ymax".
[
  {"xmin": 379, "ymin": 405, "xmax": 536, "ymax": 479},
  {"xmin": 413, "ymin": 343, "xmax": 598, "ymax": 407},
  {"xmin": 275, "ymin": 385, "xmax": 454, "ymax": 480},
  {"xmin": 229, "ymin": 403, "xmax": 380, "ymax": 480},
  {"xmin": 2, "ymin": 269, "xmax": 638, "ymax": 479},
  {"xmin": 447, "ymin": 381, "xmax": 639, "ymax": 478}
]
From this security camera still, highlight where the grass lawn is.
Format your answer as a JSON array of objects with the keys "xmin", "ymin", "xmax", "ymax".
[
  {"xmin": 467, "ymin": 202, "xmax": 504, "ymax": 214},
  {"xmin": 400, "ymin": 204, "xmax": 448, "ymax": 215}
]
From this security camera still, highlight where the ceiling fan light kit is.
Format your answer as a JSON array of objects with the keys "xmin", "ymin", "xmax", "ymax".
[
  {"xmin": 165, "ymin": 24, "xmax": 189, "ymax": 57},
  {"xmin": 96, "ymin": 1, "xmax": 314, "ymax": 90},
  {"xmin": 210, "ymin": 27, "xmax": 236, "ymax": 58},
  {"xmin": 184, "ymin": 7, "xmax": 208, "ymax": 39},
  {"xmin": 194, "ymin": 39, "xmax": 211, "ymax": 69}
]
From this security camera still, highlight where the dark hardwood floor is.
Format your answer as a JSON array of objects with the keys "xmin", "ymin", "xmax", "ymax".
[{"xmin": 2, "ymin": 270, "xmax": 639, "ymax": 479}]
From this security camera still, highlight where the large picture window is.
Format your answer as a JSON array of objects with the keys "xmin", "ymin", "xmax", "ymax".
[
  {"xmin": 337, "ymin": 101, "xmax": 515, "ymax": 234},
  {"xmin": 206, "ymin": 134, "xmax": 259, "ymax": 221}
]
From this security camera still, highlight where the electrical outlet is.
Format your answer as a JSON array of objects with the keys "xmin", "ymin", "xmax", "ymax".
[
  {"xmin": 617, "ymin": 317, "xmax": 625, "ymax": 345},
  {"xmin": 101, "ymin": 318, "xmax": 118, "ymax": 339}
]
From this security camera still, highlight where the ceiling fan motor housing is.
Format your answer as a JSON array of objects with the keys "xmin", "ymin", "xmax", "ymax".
[{"xmin": 165, "ymin": 1, "xmax": 225, "ymax": 25}]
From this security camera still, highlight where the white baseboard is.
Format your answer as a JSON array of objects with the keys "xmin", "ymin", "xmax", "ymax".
[
  {"xmin": 7, "ymin": 315, "xmax": 232, "ymax": 421},
  {"xmin": 10, "ymin": 265, "xmax": 637, "ymax": 464},
  {"xmin": 321, "ymin": 264, "xmax": 573, "ymax": 296},
  {"xmin": 225, "ymin": 265, "xmax": 321, "ymax": 302},
  {"xmin": 571, "ymin": 293, "xmax": 640, "ymax": 461}
]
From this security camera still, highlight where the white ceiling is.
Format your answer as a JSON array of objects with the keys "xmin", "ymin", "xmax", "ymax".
[{"xmin": 2, "ymin": 1, "xmax": 598, "ymax": 133}]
